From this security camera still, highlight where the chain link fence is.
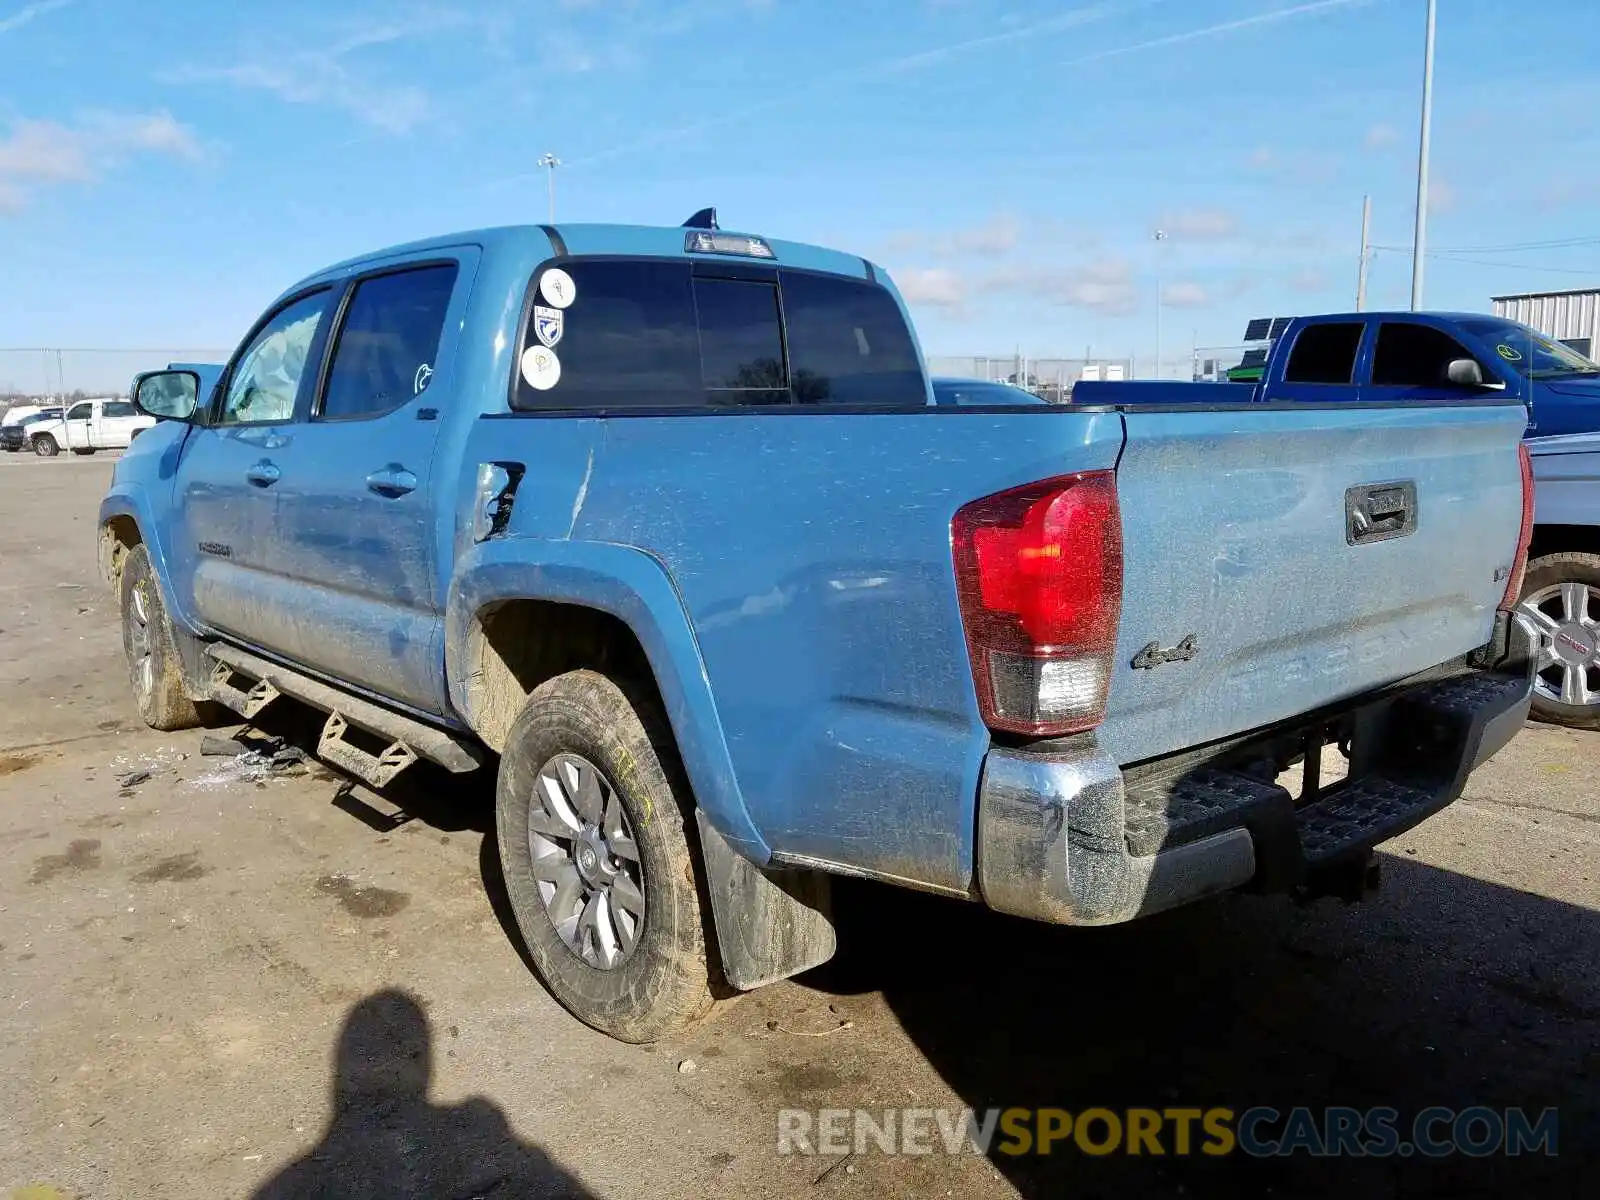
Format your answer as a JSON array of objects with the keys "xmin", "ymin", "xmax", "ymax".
[
  {"xmin": 0, "ymin": 348, "xmax": 231, "ymax": 417},
  {"xmin": 926, "ymin": 355, "xmax": 1136, "ymax": 402}
]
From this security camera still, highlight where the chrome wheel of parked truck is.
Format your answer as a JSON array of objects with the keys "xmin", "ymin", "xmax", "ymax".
[{"xmin": 1516, "ymin": 551, "xmax": 1600, "ymax": 728}]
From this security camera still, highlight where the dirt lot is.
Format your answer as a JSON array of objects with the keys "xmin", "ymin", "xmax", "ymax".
[{"xmin": 1, "ymin": 453, "xmax": 1596, "ymax": 1199}]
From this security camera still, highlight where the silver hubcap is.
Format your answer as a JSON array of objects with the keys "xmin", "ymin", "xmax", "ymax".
[
  {"xmin": 527, "ymin": 753, "xmax": 644, "ymax": 970},
  {"xmin": 128, "ymin": 582, "xmax": 155, "ymax": 701},
  {"xmin": 1517, "ymin": 580, "xmax": 1600, "ymax": 709}
]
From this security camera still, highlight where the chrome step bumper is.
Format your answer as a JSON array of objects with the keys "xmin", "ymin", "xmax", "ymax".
[{"xmin": 975, "ymin": 665, "xmax": 1532, "ymax": 927}]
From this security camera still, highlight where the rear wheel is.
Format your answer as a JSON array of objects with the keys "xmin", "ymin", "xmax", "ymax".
[
  {"xmin": 495, "ymin": 669, "xmax": 716, "ymax": 1042},
  {"xmin": 120, "ymin": 544, "xmax": 207, "ymax": 731},
  {"xmin": 1516, "ymin": 551, "xmax": 1600, "ymax": 730},
  {"xmin": 32, "ymin": 433, "xmax": 58, "ymax": 457}
]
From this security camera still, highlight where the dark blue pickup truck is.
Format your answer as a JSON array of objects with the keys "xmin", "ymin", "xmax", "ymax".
[
  {"xmin": 1096, "ymin": 311, "xmax": 1600, "ymax": 438},
  {"xmin": 102, "ymin": 219, "xmax": 1536, "ymax": 1041}
]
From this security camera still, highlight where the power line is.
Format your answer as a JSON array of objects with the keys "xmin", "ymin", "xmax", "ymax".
[{"xmin": 1422, "ymin": 253, "xmax": 1600, "ymax": 276}]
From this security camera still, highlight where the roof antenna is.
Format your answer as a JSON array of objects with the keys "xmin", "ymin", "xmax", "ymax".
[{"xmin": 683, "ymin": 207, "xmax": 718, "ymax": 230}]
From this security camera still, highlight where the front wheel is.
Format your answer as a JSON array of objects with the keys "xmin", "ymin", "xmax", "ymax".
[
  {"xmin": 32, "ymin": 434, "xmax": 58, "ymax": 457},
  {"xmin": 495, "ymin": 669, "xmax": 717, "ymax": 1042},
  {"xmin": 120, "ymin": 544, "xmax": 207, "ymax": 731},
  {"xmin": 1516, "ymin": 551, "xmax": 1600, "ymax": 730}
]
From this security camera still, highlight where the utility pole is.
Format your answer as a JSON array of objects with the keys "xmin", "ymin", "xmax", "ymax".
[
  {"xmin": 1356, "ymin": 193, "xmax": 1373, "ymax": 311},
  {"xmin": 56, "ymin": 348, "xmax": 71, "ymax": 452},
  {"xmin": 1410, "ymin": 0, "xmax": 1437, "ymax": 311},
  {"xmin": 537, "ymin": 152, "xmax": 562, "ymax": 223},
  {"xmin": 1152, "ymin": 229, "xmax": 1168, "ymax": 379}
]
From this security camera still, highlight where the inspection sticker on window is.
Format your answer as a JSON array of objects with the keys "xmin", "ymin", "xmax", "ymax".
[
  {"xmin": 534, "ymin": 304, "xmax": 564, "ymax": 348},
  {"xmin": 1496, "ymin": 344, "xmax": 1523, "ymax": 362},
  {"xmin": 521, "ymin": 346, "xmax": 562, "ymax": 390},
  {"xmin": 539, "ymin": 268, "xmax": 576, "ymax": 309}
]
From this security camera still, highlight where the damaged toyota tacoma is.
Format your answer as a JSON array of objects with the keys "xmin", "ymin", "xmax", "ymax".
[{"xmin": 101, "ymin": 216, "xmax": 1535, "ymax": 1042}]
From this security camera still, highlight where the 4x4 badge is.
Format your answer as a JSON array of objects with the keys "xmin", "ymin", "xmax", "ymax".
[
  {"xmin": 534, "ymin": 304, "xmax": 564, "ymax": 348},
  {"xmin": 1132, "ymin": 634, "xmax": 1199, "ymax": 670}
]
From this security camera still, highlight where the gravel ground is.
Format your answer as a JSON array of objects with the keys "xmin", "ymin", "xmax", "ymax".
[{"xmin": 1, "ymin": 454, "xmax": 1595, "ymax": 1198}]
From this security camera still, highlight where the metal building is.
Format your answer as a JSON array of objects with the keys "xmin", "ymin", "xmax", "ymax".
[{"xmin": 1491, "ymin": 287, "xmax": 1600, "ymax": 358}]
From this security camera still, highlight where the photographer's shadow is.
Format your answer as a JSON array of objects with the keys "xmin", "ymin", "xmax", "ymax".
[{"xmin": 254, "ymin": 989, "xmax": 590, "ymax": 1200}]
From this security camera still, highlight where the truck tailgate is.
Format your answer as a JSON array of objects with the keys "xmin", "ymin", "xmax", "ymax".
[{"xmin": 1100, "ymin": 402, "xmax": 1528, "ymax": 766}]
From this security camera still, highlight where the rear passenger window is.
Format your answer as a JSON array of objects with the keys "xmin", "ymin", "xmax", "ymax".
[
  {"xmin": 102, "ymin": 401, "xmax": 137, "ymax": 418},
  {"xmin": 320, "ymin": 264, "xmax": 458, "ymax": 420},
  {"xmin": 782, "ymin": 272, "xmax": 925, "ymax": 406},
  {"xmin": 1284, "ymin": 323, "xmax": 1364, "ymax": 385},
  {"xmin": 1372, "ymin": 322, "xmax": 1480, "ymax": 387},
  {"xmin": 515, "ymin": 260, "xmax": 700, "ymax": 411}
]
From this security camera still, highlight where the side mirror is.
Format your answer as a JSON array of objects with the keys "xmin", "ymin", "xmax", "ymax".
[
  {"xmin": 132, "ymin": 370, "xmax": 200, "ymax": 421},
  {"xmin": 1446, "ymin": 358, "xmax": 1505, "ymax": 390}
]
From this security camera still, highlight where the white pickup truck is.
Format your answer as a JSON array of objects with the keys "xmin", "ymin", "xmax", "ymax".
[{"xmin": 25, "ymin": 397, "xmax": 154, "ymax": 457}]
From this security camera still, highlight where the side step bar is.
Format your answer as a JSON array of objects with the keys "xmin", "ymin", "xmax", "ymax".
[{"xmin": 204, "ymin": 643, "xmax": 484, "ymax": 788}]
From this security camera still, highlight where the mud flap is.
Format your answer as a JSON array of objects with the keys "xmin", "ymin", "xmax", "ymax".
[{"xmin": 696, "ymin": 811, "xmax": 836, "ymax": 991}]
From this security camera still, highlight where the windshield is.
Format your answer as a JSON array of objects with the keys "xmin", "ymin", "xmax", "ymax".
[
  {"xmin": 1458, "ymin": 318, "xmax": 1600, "ymax": 379},
  {"xmin": 21, "ymin": 411, "xmax": 62, "ymax": 426}
]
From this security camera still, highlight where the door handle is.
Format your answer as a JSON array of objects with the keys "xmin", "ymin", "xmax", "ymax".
[
  {"xmin": 365, "ymin": 466, "xmax": 418, "ymax": 498},
  {"xmin": 245, "ymin": 460, "xmax": 280, "ymax": 487}
]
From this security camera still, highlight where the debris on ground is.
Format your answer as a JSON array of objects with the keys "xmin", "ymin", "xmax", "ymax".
[
  {"xmin": 117, "ymin": 769, "xmax": 152, "ymax": 789},
  {"xmin": 199, "ymin": 736, "xmax": 254, "ymax": 758}
]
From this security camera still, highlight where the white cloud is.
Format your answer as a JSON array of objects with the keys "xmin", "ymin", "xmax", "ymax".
[
  {"xmin": 1428, "ymin": 178, "xmax": 1456, "ymax": 214},
  {"xmin": 992, "ymin": 257, "xmax": 1139, "ymax": 316},
  {"xmin": 1158, "ymin": 208, "xmax": 1236, "ymax": 240},
  {"xmin": 1287, "ymin": 267, "xmax": 1328, "ymax": 293},
  {"xmin": 1062, "ymin": 0, "xmax": 1374, "ymax": 68},
  {"xmin": 1160, "ymin": 281, "xmax": 1210, "ymax": 309},
  {"xmin": 0, "ymin": 0, "xmax": 73, "ymax": 36},
  {"xmin": 175, "ymin": 53, "xmax": 431, "ymax": 135},
  {"xmin": 895, "ymin": 267, "xmax": 965, "ymax": 308},
  {"xmin": 888, "ymin": 211, "xmax": 1021, "ymax": 259},
  {"xmin": 895, "ymin": 254, "xmax": 1140, "ymax": 315},
  {"xmin": 1364, "ymin": 122, "xmax": 1398, "ymax": 149},
  {"xmin": 1249, "ymin": 145, "xmax": 1275, "ymax": 169},
  {"xmin": 0, "ymin": 110, "xmax": 201, "ymax": 211},
  {"xmin": 168, "ymin": 9, "xmax": 469, "ymax": 134}
]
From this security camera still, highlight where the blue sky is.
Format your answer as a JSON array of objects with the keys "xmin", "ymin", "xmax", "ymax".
[{"xmin": 3, "ymin": 0, "xmax": 1599, "ymax": 388}]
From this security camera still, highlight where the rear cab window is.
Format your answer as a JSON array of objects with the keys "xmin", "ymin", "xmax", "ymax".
[
  {"xmin": 511, "ymin": 258, "xmax": 925, "ymax": 411},
  {"xmin": 1282, "ymin": 322, "xmax": 1364, "ymax": 385}
]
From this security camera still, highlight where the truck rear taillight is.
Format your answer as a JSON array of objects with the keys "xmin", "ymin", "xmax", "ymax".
[
  {"xmin": 1499, "ymin": 442, "xmax": 1535, "ymax": 613},
  {"xmin": 951, "ymin": 471, "xmax": 1123, "ymax": 737}
]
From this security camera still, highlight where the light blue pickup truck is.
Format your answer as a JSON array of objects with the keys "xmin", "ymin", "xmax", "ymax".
[{"xmin": 103, "ymin": 217, "xmax": 1536, "ymax": 1041}]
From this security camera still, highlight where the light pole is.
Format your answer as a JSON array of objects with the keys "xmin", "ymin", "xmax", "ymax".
[
  {"xmin": 1356, "ymin": 193, "xmax": 1372, "ymax": 311},
  {"xmin": 1152, "ymin": 229, "xmax": 1168, "ymax": 379},
  {"xmin": 1409, "ymin": 0, "xmax": 1436, "ymax": 310},
  {"xmin": 537, "ymin": 152, "xmax": 562, "ymax": 223}
]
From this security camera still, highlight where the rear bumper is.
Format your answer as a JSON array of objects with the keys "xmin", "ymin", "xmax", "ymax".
[{"xmin": 975, "ymin": 635, "xmax": 1534, "ymax": 926}]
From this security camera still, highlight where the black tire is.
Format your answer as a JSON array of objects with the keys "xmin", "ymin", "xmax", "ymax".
[
  {"xmin": 496, "ymin": 669, "xmax": 716, "ymax": 1042},
  {"xmin": 1518, "ymin": 551, "xmax": 1600, "ymax": 730},
  {"xmin": 71, "ymin": 447, "xmax": 96, "ymax": 456},
  {"xmin": 32, "ymin": 433, "xmax": 58, "ymax": 457},
  {"xmin": 120, "ymin": 544, "xmax": 208, "ymax": 731}
]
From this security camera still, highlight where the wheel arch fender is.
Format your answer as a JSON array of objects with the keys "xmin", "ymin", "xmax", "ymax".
[
  {"xmin": 97, "ymin": 489, "xmax": 201, "ymax": 635},
  {"xmin": 447, "ymin": 538, "xmax": 771, "ymax": 864}
]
